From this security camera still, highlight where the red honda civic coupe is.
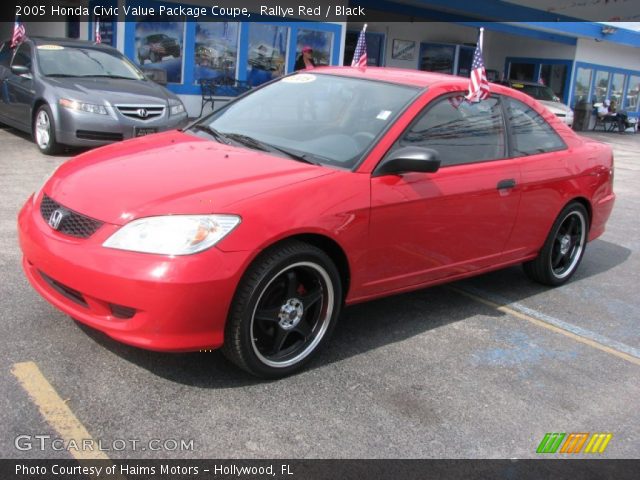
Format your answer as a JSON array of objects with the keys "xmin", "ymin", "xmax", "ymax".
[{"xmin": 18, "ymin": 68, "xmax": 615, "ymax": 377}]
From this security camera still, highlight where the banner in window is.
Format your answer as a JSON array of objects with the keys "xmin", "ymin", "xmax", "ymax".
[
  {"xmin": 135, "ymin": 20, "xmax": 184, "ymax": 83},
  {"xmin": 247, "ymin": 24, "xmax": 288, "ymax": 87},
  {"xmin": 193, "ymin": 21, "xmax": 239, "ymax": 84}
]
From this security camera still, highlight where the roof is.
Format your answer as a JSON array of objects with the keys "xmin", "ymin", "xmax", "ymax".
[
  {"xmin": 310, "ymin": 66, "xmax": 470, "ymax": 88},
  {"xmin": 309, "ymin": 66, "xmax": 523, "ymax": 100}
]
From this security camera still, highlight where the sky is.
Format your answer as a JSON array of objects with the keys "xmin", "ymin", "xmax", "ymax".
[{"xmin": 601, "ymin": 22, "xmax": 640, "ymax": 32}]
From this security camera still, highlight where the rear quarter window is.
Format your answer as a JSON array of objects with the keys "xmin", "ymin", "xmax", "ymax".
[{"xmin": 505, "ymin": 97, "xmax": 566, "ymax": 156}]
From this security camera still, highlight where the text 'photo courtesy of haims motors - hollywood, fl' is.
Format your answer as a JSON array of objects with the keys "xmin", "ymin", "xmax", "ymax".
[{"xmin": 0, "ymin": 0, "xmax": 639, "ymax": 479}]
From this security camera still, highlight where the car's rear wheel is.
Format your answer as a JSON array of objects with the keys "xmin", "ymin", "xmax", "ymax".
[
  {"xmin": 223, "ymin": 241, "xmax": 342, "ymax": 378},
  {"xmin": 523, "ymin": 202, "xmax": 588, "ymax": 286},
  {"xmin": 33, "ymin": 105, "xmax": 61, "ymax": 155}
]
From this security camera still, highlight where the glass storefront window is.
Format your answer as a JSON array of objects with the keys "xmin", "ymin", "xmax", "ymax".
[
  {"xmin": 610, "ymin": 73, "xmax": 625, "ymax": 106},
  {"xmin": 626, "ymin": 75, "xmax": 640, "ymax": 111},
  {"xmin": 592, "ymin": 70, "xmax": 610, "ymax": 103},
  {"xmin": 247, "ymin": 24, "xmax": 288, "ymax": 87},
  {"xmin": 457, "ymin": 46, "xmax": 474, "ymax": 77},
  {"xmin": 509, "ymin": 62, "xmax": 535, "ymax": 82},
  {"xmin": 573, "ymin": 67, "xmax": 592, "ymax": 106},
  {"xmin": 193, "ymin": 22, "xmax": 238, "ymax": 84},
  {"xmin": 419, "ymin": 43, "xmax": 455, "ymax": 74},
  {"xmin": 540, "ymin": 64, "xmax": 567, "ymax": 100},
  {"xmin": 295, "ymin": 28, "xmax": 333, "ymax": 70},
  {"xmin": 134, "ymin": 20, "xmax": 184, "ymax": 84}
]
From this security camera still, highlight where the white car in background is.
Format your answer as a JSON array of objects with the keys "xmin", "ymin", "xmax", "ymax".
[{"xmin": 501, "ymin": 80, "xmax": 574, "ymax": 127}]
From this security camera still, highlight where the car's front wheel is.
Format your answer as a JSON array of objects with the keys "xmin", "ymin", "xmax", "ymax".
[
  {"xmin": 223, "ymin": 241, "xmax": 342, "ymax": 378},
  {"xmin": 33, "ymin": 105, "xmax": 61, "ymax": 155},
  {"xmin": 523, "ymin": 202, "xmax": 589, "ymax": 286}
]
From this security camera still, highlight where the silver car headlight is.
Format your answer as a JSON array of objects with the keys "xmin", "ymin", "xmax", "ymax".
[
  {"xmin": 103, "ymin": 215, "xmax": 241, "ymax": 255},
  {"xmin": 59, "ymin": 98, "xmax": 108, "ymax": 115},
  {"xmin": 170, "ymin": 102, "xmax": 185, "ymax": 116}
]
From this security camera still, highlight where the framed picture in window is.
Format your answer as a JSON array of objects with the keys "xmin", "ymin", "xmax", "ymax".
[{"xmin": 392, "ymin": 39, "xmax": 415, "ymax": 61}]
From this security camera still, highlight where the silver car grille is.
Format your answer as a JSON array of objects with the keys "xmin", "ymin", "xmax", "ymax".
[{"xmin": 115, "ymin": 104, "xmax": 165, "ymax": 121}]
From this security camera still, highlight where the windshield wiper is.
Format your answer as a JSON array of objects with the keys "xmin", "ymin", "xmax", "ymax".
[
  {"xmin": 79, "ymin": 74, "xmax": 137, "ymax": 80},
  {"xmin": 191, "ymin": 124, "xmax": 230, "ymax": 144},
  {"xmin": 224, "ymin": 133, "xmax": 319, "ymax": 165},
  {"xmin": 46, "ymin": 74, "xmax": 80, "ymax": 77}
]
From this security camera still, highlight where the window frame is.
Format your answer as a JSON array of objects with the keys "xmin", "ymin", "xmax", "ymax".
[
  {"xmin": 502, "ymin": 95, "xmax": 568, "ymax": 158},
  {"xmin": 384, "ymin": 91, "xmax": 568, "ymax": 169},
  {"xmin": 10, "ymin": 41, "xmax": 33, "ymax": 71},
  {"xmin": 388, "ymin": 92, "xmax": 510, "ymax": 169}
]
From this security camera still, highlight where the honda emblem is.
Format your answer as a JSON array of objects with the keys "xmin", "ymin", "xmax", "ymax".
[{"xmin": 48, "ymin": 209, "xmax": 67, "ymax": 230}]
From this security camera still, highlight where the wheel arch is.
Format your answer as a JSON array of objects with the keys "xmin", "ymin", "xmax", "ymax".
[
  {"xmin": 243, "ymin": 233, "xmax": 351, "ymax": 302},
  {"xmin": 566, "ymin": 196, "xmax": 592, "ymax": 230},
  {"xmin": 31, "ymin": 98, "xmax": 52, "ymax": 135}
]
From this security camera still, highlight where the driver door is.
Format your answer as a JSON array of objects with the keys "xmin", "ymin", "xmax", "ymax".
[{"xmin": 363, "ymin": 94, "xmax": 521, "ymax": 296}]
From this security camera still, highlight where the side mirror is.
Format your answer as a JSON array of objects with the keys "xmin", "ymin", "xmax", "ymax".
[
  {"xmin": 373, "ymin": 146, "xmax": 441, "ymax": 177},
  {"xmin": 11, "ymin": 64, "xmax": 31, "ymax": 77}
]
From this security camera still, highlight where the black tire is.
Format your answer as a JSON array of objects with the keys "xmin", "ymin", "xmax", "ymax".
[
  {"xmin": 33, "ymin": 105, "xmax": 62, "ymax": 155},
  {"xmin": 150, "ymin": 51, "xmax": 159, "ymax": 63},
  {"xmin": 523, "ymin": 202, "xmax": 589, "ymax": 286},
  {"xmin": 222, "ymin": 240, "xmax": 342, "ymax": 378}
]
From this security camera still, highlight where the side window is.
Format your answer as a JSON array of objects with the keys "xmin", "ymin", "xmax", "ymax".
[
  {"xmin": 506, "ymin": 97, "xmax": 566, "ymax": 156},
  {"xmin": 398, "ymin": 95, "xmax": 506, "ymax": 167},
  {"xmin": 11, "ymin": 42, "xmax": 32, "ymax": 70},
  {"xmin": 0, "ymin": 42, "xmax": 11, "ymax": 68}
]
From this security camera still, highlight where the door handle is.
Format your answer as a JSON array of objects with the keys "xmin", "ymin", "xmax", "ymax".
[{"xmin": 497, "ymin": 178, "xmax": 516, "ymax": 190}]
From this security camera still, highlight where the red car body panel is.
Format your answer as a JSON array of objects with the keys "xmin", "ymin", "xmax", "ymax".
[{"xmin": 17, "ymin": 67, "xmax": 615, "ymax": 352}]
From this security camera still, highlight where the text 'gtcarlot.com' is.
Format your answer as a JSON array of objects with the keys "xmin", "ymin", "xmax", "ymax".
[{"xmin": 14, "ymin": 435, "xmax": 194, "ymax": 452}]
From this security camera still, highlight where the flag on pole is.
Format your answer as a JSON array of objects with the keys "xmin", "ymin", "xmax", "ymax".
[
  {"xmin": 465, "ymin": 27, "xmax": 490, "ymax": 102},
  {"xmin": 95, "ymin": 18, "xmax": 101, "ymax": 44},
  {"xmin": 351, "ymin": 24, "xmax": 368, "ymax": 68},
  {"xmin": 11, "ymin": 16, "xmax": 26, "ymax": 48}
]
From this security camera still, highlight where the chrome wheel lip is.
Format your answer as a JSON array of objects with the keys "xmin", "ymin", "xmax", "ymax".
[
  {"xmin": 35, "ymin": 110, "xmax": 51, "ymax": 149},
  {"xmin": 550, "ymin": 210, "xmax": 586, "ymax": 280},
  {"xmin": 250, "ymin": 261, "xmax": 334, "ymax": 369}
]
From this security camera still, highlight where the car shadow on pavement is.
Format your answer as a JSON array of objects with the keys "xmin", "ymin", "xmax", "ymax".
[
  {"xmin": 76, "ymin": 238, "xmax": 630, "ymax": 388},
  {"xmin": 0, "ymin": 124, "xmax": 86, "ymax": 156}
]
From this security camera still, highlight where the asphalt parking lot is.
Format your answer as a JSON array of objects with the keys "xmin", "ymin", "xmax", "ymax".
[{"xmin": 1, "ymin": 125, "xmax": 638, "ymax": 460}]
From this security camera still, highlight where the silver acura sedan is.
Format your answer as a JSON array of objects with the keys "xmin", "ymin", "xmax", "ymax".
[{"xmin": 0, "ymin": 37, "xmax": 188, "ymax": 154}]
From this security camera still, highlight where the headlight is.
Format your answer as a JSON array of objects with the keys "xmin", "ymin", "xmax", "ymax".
[
  {"xmin": 103, "ymin": 215, "xmax": 241, "ymax": 255},
  {"xmin": 170, "ymin": 103, "xmax": 185, "ymax": 116},
  {"xmin": 59, "ymin": 98, "xmax": 108, "ymax": 115}
]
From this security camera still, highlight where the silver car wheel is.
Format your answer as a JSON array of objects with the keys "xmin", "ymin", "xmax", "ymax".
[{"xmin": 35, "ymin": 110, "xmax": 51, "ymax": 149}]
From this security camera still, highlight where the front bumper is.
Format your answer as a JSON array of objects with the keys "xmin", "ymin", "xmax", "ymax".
[
  {"xmin": 55, "ymin": 104, "xmax": 188, "ymax": 147},
  {"xmin": 18, "ymin": 194, "xmax": 250, "ymax": 352}
]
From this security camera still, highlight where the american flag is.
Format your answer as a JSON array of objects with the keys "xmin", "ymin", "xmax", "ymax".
[
  {"xmin": 11, "ymin": 17, "xmax": 26, "ymax": 48},
  {"xmin": 95, "ymin": 18, "xmax": 101, "ymax": 44},
  {"xmin": 351, "ymin": 24, "xmax": 368, "ymax": 68},
  {"xmin": 465, "ymin": 28, "xmax": 490, "ymax": 102}
]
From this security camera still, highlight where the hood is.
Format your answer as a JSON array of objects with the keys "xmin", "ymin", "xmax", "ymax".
[
  {"xmin": 43, "ymin": 76, "xmax": 176, "ymax": 104},
  {"xmin": 46, "ymin": 131, "xmax": 334, "ymax": 225},
  {"xmin": 538, "ymin": 100, "xmax": 573, "ymax": 115}
]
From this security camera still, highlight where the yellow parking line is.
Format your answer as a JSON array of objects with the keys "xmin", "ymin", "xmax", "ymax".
[
  {"xmin": 11, "ymin": 361, "xmax": 110, "ymax": 460},
  {"xmin": 449, "ymin": 287, "xmax": 640, "ymax": 367}
]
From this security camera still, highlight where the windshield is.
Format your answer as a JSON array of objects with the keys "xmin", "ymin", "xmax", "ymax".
[
  {"xmin": 513, "ymin": 83, "xmax": 559, "ymax": 102},
  {"xmin": 37, "ymin": 45, "xmax": 144, "ymax": 80},
  {"xmin": 193, "ymin": 73, "xmax": 420, "ymax": 169}
]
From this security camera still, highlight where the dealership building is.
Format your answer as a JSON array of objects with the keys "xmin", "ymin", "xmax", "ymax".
[{"xmin": 2, "ymin": 0, "xmax": 640, "ymax": 119}]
